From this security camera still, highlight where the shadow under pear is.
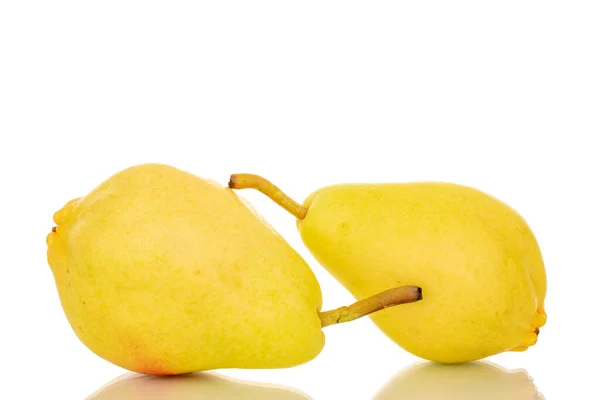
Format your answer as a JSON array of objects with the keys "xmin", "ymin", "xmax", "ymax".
[
  {"xmin": 373, "ymin": 360, "xmax": 543, "ymax": 400},
  {"xmin": 86, "ymin": 371, "xmax": 312, "ymax": 400}
]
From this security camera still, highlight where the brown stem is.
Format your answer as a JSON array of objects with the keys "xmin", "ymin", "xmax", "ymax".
[
  {"xmin": 229, "ymin": 173, "xmax": 308, "ymax": 220},
  {"xmin": 318, "ymin": 285, "xmax": 423, "ymax": 328}
]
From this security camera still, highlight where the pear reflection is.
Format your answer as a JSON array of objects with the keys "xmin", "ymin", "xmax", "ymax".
[
  {"xmin": 373, "ymin": 361, "xmax": 543, "ymax": 400},
  {"xmin": 87, "ymin": 372, "xmax": 312, "ymax": 400}
]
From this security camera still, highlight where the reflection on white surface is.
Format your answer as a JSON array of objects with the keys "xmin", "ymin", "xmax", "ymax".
[
  {"xmin": 87, "ymin": 372, "xmax": 312, "ymax": 400},
  {"xmin": 373, "ymin": 361, "xmax": 543, "ymax": 400}
]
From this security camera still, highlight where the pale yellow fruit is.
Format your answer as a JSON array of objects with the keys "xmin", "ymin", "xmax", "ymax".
[
  {"xmin": 87, "ymin": 372, "xmax": 311, "ymax": 400},
  {"xmin": 47, "ymin": 164, "xmax": 324, "ymax": 374},
  {"xmin": 299, "ymin": 183, "xmax": 546, "ymax": 362},
  {"xmin": 373, "ymin": 361, "xmax": 543, "ymax": 399},
  {"xmin": 229, "ymin": 176, "xmax": 547, "ymax": 364}
]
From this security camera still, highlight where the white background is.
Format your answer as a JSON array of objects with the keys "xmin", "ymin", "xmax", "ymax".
[{"xmin": 1, "ymin": 1, "xmax": 599, "ymax": 399}]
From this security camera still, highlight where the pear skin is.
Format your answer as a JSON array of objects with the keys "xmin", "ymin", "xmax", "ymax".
[
  {"xmin": 47, "ymin": 164, "xmax": 325, "ymax": 374},
  {"xmin": 229, "ymin": 175, "xmax": 547, "ymax": 363}
]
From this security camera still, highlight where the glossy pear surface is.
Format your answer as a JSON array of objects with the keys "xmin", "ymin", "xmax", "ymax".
[
  {"xmin": 87, "ymin": 372, "xmax": 312, "ymax": 400},
  {"xmin": 374, "ymin": 361, "xmax": 543, "ymax": 399},
  {"xmin": 47, "ymin": 164, "xmax": 324, "ymax": 374},
  {"xmin": 298, "ymin": 182, "xmax": 546, "ymax": 363}
]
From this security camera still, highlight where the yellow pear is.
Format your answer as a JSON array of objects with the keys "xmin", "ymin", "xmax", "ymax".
[
  {"xmin": 373, "ymin": 361, "xmax": 544, "ymax": 399},
  {"xmin": 87, "ymin": 372, "xmax": 312, "ymax": 400},
  {"xmin": 47, "ymin": 164, "xmax": 421, "ymax": 375},
  {"xmin": 229, "ymin": 174, "xmax": 547, "ymax": 363}
]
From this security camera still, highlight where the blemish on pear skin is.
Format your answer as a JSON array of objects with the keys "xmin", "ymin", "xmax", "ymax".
[
  {"xmin": 129, "ymin": 339, "xmax": 172, "ymax": 375},
  {"xmin": 138, "ymin": 360, "xmax": 172, "ymax": 376}
]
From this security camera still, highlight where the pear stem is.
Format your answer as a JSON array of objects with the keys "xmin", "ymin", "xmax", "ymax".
[
  {"xmin": 318, "ymin": 285, "xmax": 423, "ymax": 328},
  {"xmin": 229, "ymin": 174, "xmax": 308, "ymax": 220},
  {"xmin": 228, "ymin": 174, "xmax": 424, "ymax": 326}
]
